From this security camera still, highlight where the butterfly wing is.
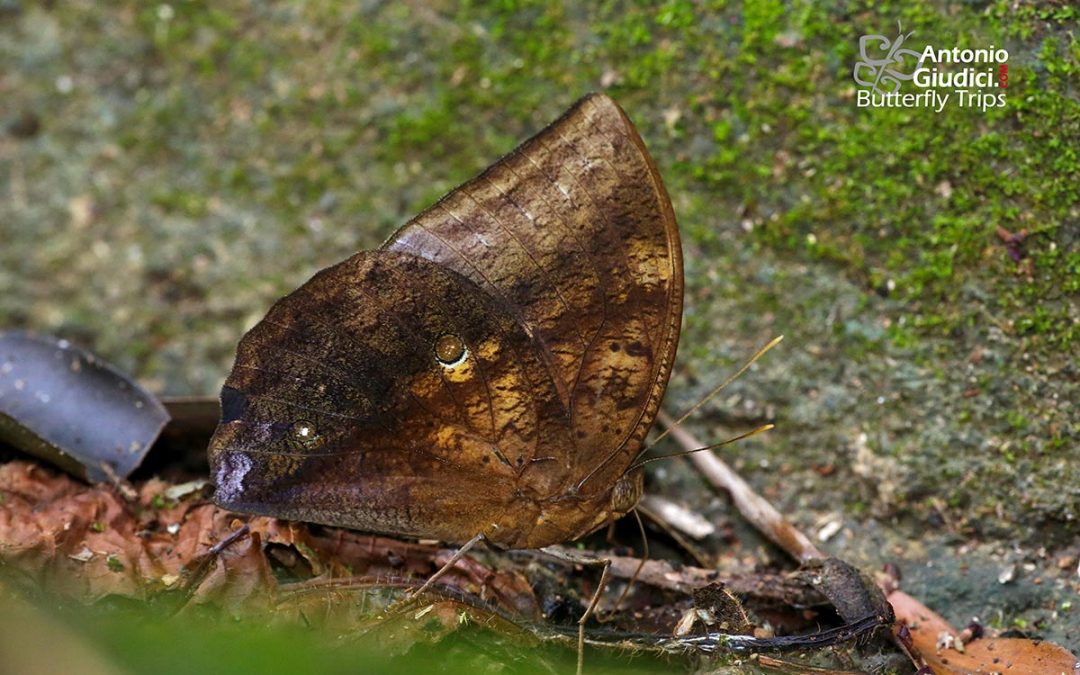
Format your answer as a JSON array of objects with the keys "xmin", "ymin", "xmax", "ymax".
[
  {"xmin": 209, "ymin": 94, "xmax": 682, "ymax": 548},
  {"xmin": 209, "ymin": 251, "xmax": 575, "ymax": 546},
  {"xmin": 385, "ymin": 93, "xmax": 683, "ymax": 496}
]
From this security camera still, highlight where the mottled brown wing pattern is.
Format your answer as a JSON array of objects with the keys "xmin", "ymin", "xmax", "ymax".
[
  {"xmin": 209, "ymin": 252, "xmax": 574, "ymax": 544},
  {"xmin": 209, "ymin": 94, "xmax": 682, "ymax": 549},
  {"xmin": 385, "ymin": 93, "xmax": 683, "ymax": 496}
]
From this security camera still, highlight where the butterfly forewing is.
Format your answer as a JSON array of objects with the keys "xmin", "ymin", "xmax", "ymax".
[{"xmin": 384, "ymin": 93, "xmax": 683, "ymax": 495}]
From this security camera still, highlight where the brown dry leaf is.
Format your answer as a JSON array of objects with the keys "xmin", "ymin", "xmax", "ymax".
[
  {"xmin": 1, "ymin": 461, "xmax": 172, "ymax": 600},
  {"xmin": 0, "ymin": 460, "xmax": 275, "ymax": 612},
  {"xmin": 250, "ymin": 519, "xmax": 541, "ymax": 618},
  {"xmin": 179, "ymin": 513, "xmax": 277, "ymax": 614},
  {"xmin": 432, "ymin": 548, "xmax": 540, "ymax": 617},
  {"xmin": 888, "ymin": 589, "xmax": 1079, "ymax": 674},
  {"xmin": 0, "ymin": 460, "xmax": 538, "ymax": 621}
]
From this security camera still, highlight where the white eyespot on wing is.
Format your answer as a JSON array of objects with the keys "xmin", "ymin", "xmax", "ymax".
[{"xmin": 440, "ymin": 345, "xmax": 469, "ymax": 368}]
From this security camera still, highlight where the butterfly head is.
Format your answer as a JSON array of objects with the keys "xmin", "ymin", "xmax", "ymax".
[{"xmin": 609, "ymin": 467, "xmax": 644, "ymax": 516}]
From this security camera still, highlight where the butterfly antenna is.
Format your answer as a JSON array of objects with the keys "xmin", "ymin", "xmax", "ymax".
[
  {"xmin": 629, "ymin": 422, "xmax": 773, "ymax": 470},
  {"xmin": 646, "ymin": 335, "xmax": 783, "ymax": 450}
]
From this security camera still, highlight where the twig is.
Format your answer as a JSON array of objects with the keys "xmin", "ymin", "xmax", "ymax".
[
  {"xmin": 535, "ymin": 552, "xmax": 829, "ymax": 607},
  {"xmin": 635, "ymin": 496, "xmax": 713, "ymax": 567},
  {"xmin": 638, "ymin": 494, "xmax": 715, "ymax": 540},
  {"xmin": 171, "ymin": 523, "xmax": 253, "ymax": 615},
  {"xmin": 656, "ymin": 411, "xmax": 823, "ymax": 562},
  {"xmin": 207, "ymin": 523, "xmax": 251, "ymax": 556},
  {"xmin": 756, "ymin": 654, "xmax": 866, "ymax": 674}
]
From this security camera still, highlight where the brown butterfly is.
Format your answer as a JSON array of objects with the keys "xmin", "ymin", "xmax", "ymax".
[{"xmin": 208, "ymin": 93, "xmax": 681, "ymax": 564}]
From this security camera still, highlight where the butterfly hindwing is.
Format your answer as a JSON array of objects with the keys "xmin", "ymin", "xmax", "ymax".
[{"xmin": 209, "ymin": 251, "xmax": 573, "ymax": 544}]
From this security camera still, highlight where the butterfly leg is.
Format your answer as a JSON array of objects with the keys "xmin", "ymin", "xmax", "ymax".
[
  {"xmin": 173, "ymin": 523, "xmax": 251, "ymax": 615},
  {"xmin": 407, "ymin": 531, "xmax": 486, "ymax": 601},
  {"xmin": 540, "ymin": 545, "xmax": 614, "ymax": 675},
  {"xmin": 596, "ymin": 509, "xmax": 649, "ymax": 625}
]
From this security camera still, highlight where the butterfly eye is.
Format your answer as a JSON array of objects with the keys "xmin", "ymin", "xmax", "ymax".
[
  {"xmin": 434, "ymin": 334, "xmax": 468, "ymax": 367},
  {"xmin": 290, "ymin": 420, "xmax": 319, "ymax": 446}
]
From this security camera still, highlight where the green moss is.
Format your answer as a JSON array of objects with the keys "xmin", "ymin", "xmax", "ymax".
[{"xmin": 1006, "ymin": 410, "xmax": 1030, "ymax": 431}]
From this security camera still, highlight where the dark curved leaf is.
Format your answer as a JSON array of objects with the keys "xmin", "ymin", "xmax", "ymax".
[{"xmin": 0, "ymin": 332, "xmax": 168, "ymax": 481}]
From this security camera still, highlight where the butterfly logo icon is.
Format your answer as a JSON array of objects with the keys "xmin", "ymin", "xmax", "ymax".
[{"xmin": 853, "ymin": 22, "xmax": 925, "ymax": 94}]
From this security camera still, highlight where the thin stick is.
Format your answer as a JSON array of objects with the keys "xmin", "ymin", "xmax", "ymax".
[
  {"xmin": 208, "ymin": 524, "xmax": 251, "ymax": 556},
  {"xmin": 539, "ymin": 546, "xmax": 613, "ymax": 675},
  {"xmin": 578, "ymin": 560, "xmax": 609, "ymax": 675},
  {"xmin": 636, "ymin": 498, "xmax": 713, "ymax": 568},
  {"xmin": 638, "ymin": 494, "xmax": 714, "ymax": 540},
  {"xmin": 172, "ymin": 523, "xmax": 252, "ymax": 616},
  {"xmin": 656, "ymin": 411, "xmax": 823, "ymax": 563}
]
